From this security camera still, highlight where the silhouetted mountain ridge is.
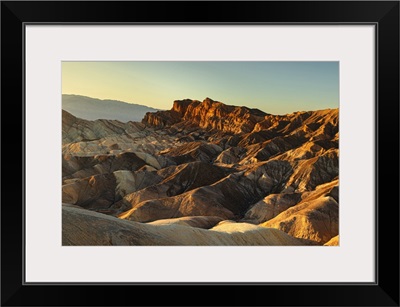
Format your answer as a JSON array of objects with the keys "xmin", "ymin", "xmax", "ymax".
[{"xmin": 62, "ymin": 94, "xmax": 159, "ymax": 122}]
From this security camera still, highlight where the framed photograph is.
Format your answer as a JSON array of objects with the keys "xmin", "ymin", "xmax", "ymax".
[{"xmin": 1, "ymin": 1, "xmax": 399, "ymax": 306}]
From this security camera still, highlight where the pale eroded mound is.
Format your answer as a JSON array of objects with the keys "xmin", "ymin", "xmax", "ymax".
[
  {"xmin": 63, "ymin": 206, "xmax": 304, "ymax": 246},
  {"xmin": 148, "ymin": 216, "xmax": 224, "ymax": 229},
  {"xmin": 261, "ymin": 196, "xmax": 338, "ymax": 244},
  {"xmin": 324, "ymin": 235, "xmax": 339, "ymax": 246},
  {"xmin": 243, "ymin": 179, "xmax": 338, "ymax": 224}
]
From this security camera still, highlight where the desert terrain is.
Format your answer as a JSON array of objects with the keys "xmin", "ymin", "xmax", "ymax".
[{"xmin": 62, "ymin": 97, "xmax": 339, "ymax": 246}]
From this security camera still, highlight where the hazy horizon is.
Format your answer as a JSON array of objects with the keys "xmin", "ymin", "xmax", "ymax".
[{"xmin": 62, "ymin": 61, "xmax": 339, "ymax": 115}]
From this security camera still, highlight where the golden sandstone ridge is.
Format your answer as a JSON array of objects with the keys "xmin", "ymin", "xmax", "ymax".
[{"xmin": 62, "ymin": 97, "xmax": 339, "ymax": 246}]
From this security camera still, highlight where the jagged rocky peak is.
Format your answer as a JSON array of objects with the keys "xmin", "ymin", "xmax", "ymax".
[
  {"xmin": 200, "ymin": 97, "xmax": 224, "ymax": 108},
  {"xmin": 143, "ymin": 97, "xmax": 268, "ymax": 134},
  {"xmin": 172, "ymin": 99, "xmax": 200, "ymax": 116},
  {"xmin": 141, "ymin": 108, "xmax": 181, "ymax": 128},
  {"xmin": 171, "ymin": 97, "xmax": 223, "ymax": 117}
]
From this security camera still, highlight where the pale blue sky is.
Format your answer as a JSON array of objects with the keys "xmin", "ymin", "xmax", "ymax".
[{"xmin": 62, "ymin": 61, "xmax": 339, "ymax": 115}]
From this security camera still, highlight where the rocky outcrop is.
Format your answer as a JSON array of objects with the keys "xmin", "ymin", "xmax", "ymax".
[
  {"xmin": 142, "ymin": 109, "xmax": 182, "ymax": 128},
  {"xmin": 143, "ymin": 98, "xmax": 267, "ymax": 134}
]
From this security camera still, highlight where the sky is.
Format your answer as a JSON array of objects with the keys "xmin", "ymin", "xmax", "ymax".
[{"xmin": 62, "ymin": 61, "xmax": 339, "ymax": 115}]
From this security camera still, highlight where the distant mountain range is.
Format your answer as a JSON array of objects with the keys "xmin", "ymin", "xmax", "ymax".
[{"xmin": 62, "ymin": 94, "xmax": 159, "ymax": 122}]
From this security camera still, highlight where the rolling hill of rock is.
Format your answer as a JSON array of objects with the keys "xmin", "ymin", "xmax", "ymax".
[
  {"xmin": 62, "ymin": 205, "xmax": 304, "ymax": 246},
  {"xmin": 324, "ymin": 235, "xmax": 339, "ymax": 246},
  {"xmin": 62, "ymin": 97, "xmax": 339, "ymax": 246},
  {"xmin": 62, "ymin": 94, "xmax": 159, "ymax": 122}
]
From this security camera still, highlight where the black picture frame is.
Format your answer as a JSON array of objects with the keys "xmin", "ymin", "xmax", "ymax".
[{"xmin": 1, "ymin": 1, "xmax": 399, "ymax": 306}]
